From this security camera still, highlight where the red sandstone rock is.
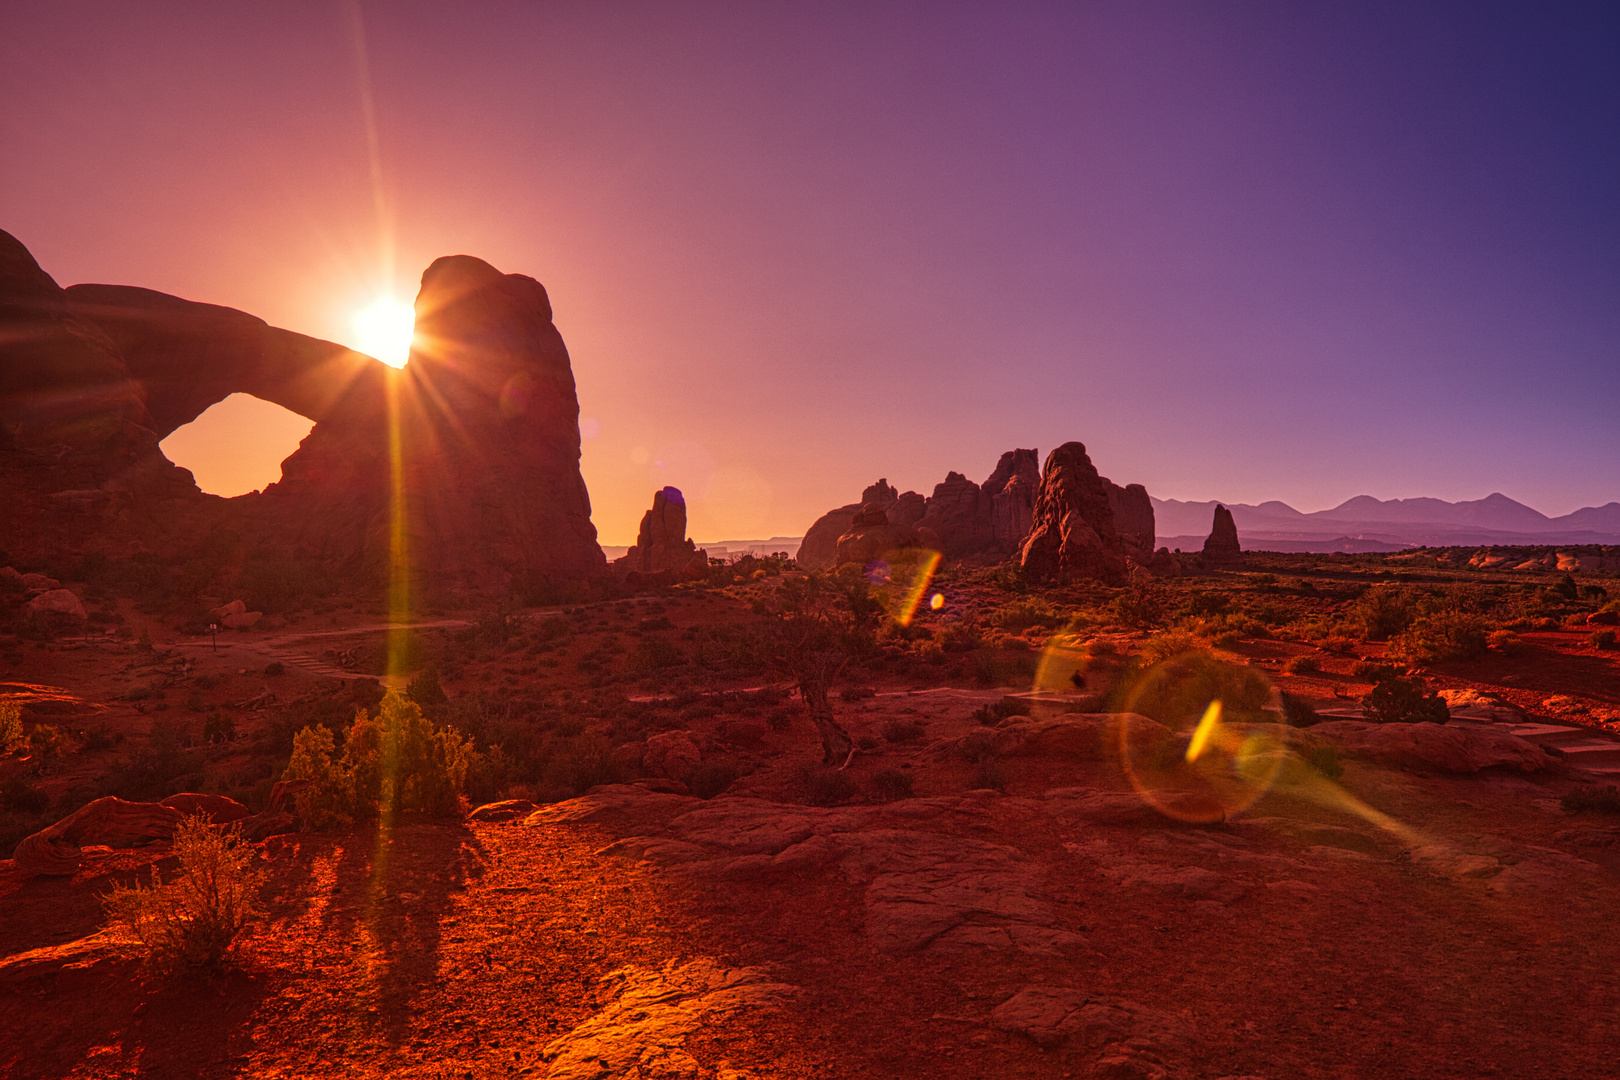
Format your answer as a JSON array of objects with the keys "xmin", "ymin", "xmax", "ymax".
[
  {"xmin": 1105, "ymin": 481, "xmax": 1156, "ymax": 563},
  {"xmin": 12, "ymin": 796, "xmax": 186, "ymax": 877},
  {"xmin": 913, "ymin": 471, "xmax": 995, "ymax": 556},
  {"xmin": 1017, "ymin": 442, "xmax": 1128, "ymax": 583},
  {"xmin": 0, "ymin": 231, "xmax": 605, "ymax": 598},
  {"xmin": 983, "ymin": 448, "xmax": 1041, "ymax": 554},
  {"xmin": 798, "ymin": 479, "xmax": 899, "ymax": 569},
  {"xmin": 834, "ymin": 502, "xmax": 925, "ymax": 565},
  {"xmin": 617, "ymin": 486, "xmax": 704, "ymax": 575},
  {"xmin": 1201, "ymin": 503, "xmax": 1244, "ymax": 567}
]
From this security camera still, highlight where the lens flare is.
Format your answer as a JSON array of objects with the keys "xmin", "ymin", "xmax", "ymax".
[
  {"xmin": 929, "ymin": 592, "xmax": 945, "ymax": 611},
  {"xmin": 1185, "ymin": 699, "xmax": 1221, "ymax": 762}
]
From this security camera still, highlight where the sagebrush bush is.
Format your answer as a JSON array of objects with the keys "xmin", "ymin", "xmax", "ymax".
[
  {"xmin": 0, "ymin": 700, "xmax": 23, "ymax": 753},
  {"xmin": 1592, "ymin": 629, "xmax": 1617, "ymax": 650},
  {"xmin": 881, "ymin": 718, "xmax": 926, "ymax": 743},
  {"xmin": 103, "ymin": 815, "xmax": 265, "ymax": 969},
  {"xmin": 1362, "ymin": 674, "xmax": 1450, "ymax": 725},
  {"xmin": 1562, "ymin": 785, "xmax": 1620, "ymax": 815},
  {"xmin": 1350, "ymin": 587, "xmax": 1414, "ymax": 641},
  {"xmin": 869, "ymin": 767, "xmax": 914, "ymax": 802},
  {"xmin": 1389, "ymin": 610, "xmax": 1489, "ymax": 665},
  {"xmin": 283, "ymin": 692, "xmax": 470, "ymax": 826},
  {"xmin": 1283, "ymin": 655, "xmax": 1322, "ymax": 675}
]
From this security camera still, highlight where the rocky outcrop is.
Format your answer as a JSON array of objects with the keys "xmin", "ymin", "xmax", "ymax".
[
  {"xmin": 1106, "ymin": 481, "xmax": 1156, "ymax": 563},
  {"xmin": 913, "ymin": 471, "xmax": 994, "ymax": 555},
  {"xmin": 616, "ymin": 487, "xmax": 706, "ymax": 577},
  {"xmin": 1017, "ymin": 442, "xmax": 1128, "ymax": 583},
  {"xmin": 1201, "ymin": 503, "xmax": 1243, "ymax": 567},
  {"xmin": 797, "ymin": 479, "xmax": 901, "ymax": 569},
  {"xmin": 834, "ymin": 501, "xmax": 925, "ymax": 566},
  {"xmin": 984, "ymin": 449, "xmax": 1040, "ymax": 553},
  {"xmin": 0, "ymin": 230, "xmax": 605, "ymax": 597}
]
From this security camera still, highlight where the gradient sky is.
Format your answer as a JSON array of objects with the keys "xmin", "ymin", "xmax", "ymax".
[{"xmin": 3, "ymin": 2, "xmax": 1617, "ymax": 544}]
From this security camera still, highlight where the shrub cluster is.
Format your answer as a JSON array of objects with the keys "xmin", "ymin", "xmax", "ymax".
[{"xmin": 283, "ymin": 692, "xmax": 470, "ymax": 827}]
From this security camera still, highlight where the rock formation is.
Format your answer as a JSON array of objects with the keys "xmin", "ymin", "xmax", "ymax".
[
  {"xmin": 798, "ymin": 479, "xmax": 904, "ymax": 569},
  {"xmin": 1201, "ymin": 504, "xmax": 1244, "ymax": 567},
  {"xmin": 1017, "ymin": 442, "xmax": 1129, "ymax": 583},
  {"xmin": 983, "ymin": 449, "xmax": 1040, "ymax": 553},
  {"xmin": 1106, "ymin": 482, "xmax": 1156, "ymax": 564},
  {"xmin": 0, "ymin": 229, "xmax": 605, "ymax": 598},
  {"xmin": 616, "ymin": 487, "xmax": 708, "ymax": 578},
  {"xmin": 913, "ymin": 471, "xmax": 995, "ymax": 556},
  {"xmin": 834, "ymin": 501, "xmax": 924, "ymax": 566}
]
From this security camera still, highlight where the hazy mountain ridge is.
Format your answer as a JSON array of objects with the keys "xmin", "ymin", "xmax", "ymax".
[{"xmin": 1154, "ymin": 493, "xmax": 1620, "ymax": 550}]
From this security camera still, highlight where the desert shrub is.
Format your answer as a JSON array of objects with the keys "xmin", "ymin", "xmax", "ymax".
[
  {"xmin": 542, "ymin": 733, "xmax": 626, "ymax": 795},
  {"xmin": 1389, "ymin": 610, "xmax": 1489, "ymax": 665},
  {"xmin": 1304, "ymin": 745, "xmax": 1344, "ymax": 781},
  {"xmin": 1283, "ymin": 655, "xmax": 1321, "ymax": 675},
  {"xmin": 1140, "ymin": 629, "xmax": 1205, "ymax": 667},
  {"xmin": 263, "ymin": 662, "xmax": 285, "ymax": 677},
  {"xmin": 869, "ymin": 767, "xmax": 914, "ymax": 802},
  {"xmin": 970, "ymin": 759, "xmax": 1008, "ymax": 791},
  {"xmin": 801, "ymin": 767, "xmax": 858, "ymax": 806},
  {"xmin": 1351, "ymin": 661, "xmax": 1401, "ymax": 682},
  {"xmin": 688, "ymin": 760, "xmax": 744, "ymax": 799},
  {"xmin": 1111, "ymin": 579, "xmax": 1165, "ymax": 628},
  {"xmin": 0, "ymin": 774, "xmax": 49, "ymax": 813},
  {"xmin": 1210, "ymin": 630, "xmax": 1241, "ymax": 650},
  {"xmin": 989, "ymin": 597, "xmax": 1062, "ymax": 632},
  {"xmin": 27, "ymin": 724, "xmax": 69, "ymax": 773},
  {"xmin": 1561, "ymin": 785, "xmax": 1620, "ymax": 816},
  {"xmin": 1279, "ymin": 692, "xmax": 1319, "ymax": 727},
  {"xmin": 838, "ymin": 685, "xmax": 876, "ymax": 702},
  {"xmin": 882, "ymin": 718, "xmax": 926, "ymax": 743},
  {"xmin": 102, "ymin": 815, "xmax": 265, "ymax": 969},
  {"xmin": 957, "ymin": 730, "xmax": 1002, "ymax": 764},
  {"xmin": 0, "ymin": 700, "xmax": 23, "ymax": 753},
  {"xmin": 407, "ymin": 665, "xmax": 448, "ymax": 706},
  {"xmin": 766, "ymin": 705, "xmax": 800, "ymax": 732},
  {"xmin": 1349, "ymin": 587, "xmax": 1414, "ymax": 641},
  {"xmin": 971, "ymin": 649, "xmax": 1036, "ymax": 686},
  {"xmin": 81, "ymin": 723, "xmax": 121, "ymax": 752},
  {"xmin": 1362, "ymin": 674, "xmax": 1450, "ymax": 725},
  {"xmin": 202, "ymin": 711, "xmax": 236, "ymax": 744},
  {"xmin": 630, "ymin": 634, "xmax": 684, "ymax": 671},
  {"xmin": 1182, "ymin": 592, "xmax": 1231, "ymax": 618},
  {"xmin": 1114, "ymin": 651, "xmax": 1273, "ymax": 729},
  {"xmin": 1488, "ymin": 630, "xmax": 1526, "ymax": 655},
  {"xmin": 971, "ymin": 696, "xmax": 1033, "ymax": 727},
  {"xmin": 1592, "ymin": 629, "xmax": 1618, "ymax": 650},
  {"xmin": 282, "ymin": 692, "xmax": 470, "ymax": 825},
  {"xmin": 1550, "ymin": 574, "xmax": 1579, "ymax": 601},
  {"xmin": 935, "ymin": 622, "xmax": 981, "ymax": 653}
]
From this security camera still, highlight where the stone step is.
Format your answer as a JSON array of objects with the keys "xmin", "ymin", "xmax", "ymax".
[
  {"xmin": 1547, "ymin": 741, "xmax": 1620, "ymax": 767},
  {"xmin": 1505, "ymin": 723, "xmax": 1593, "ymax": 746}
]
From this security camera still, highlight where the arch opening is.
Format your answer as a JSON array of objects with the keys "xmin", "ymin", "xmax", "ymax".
[{"xmin": 158, "ymin": 392, "xmax": 314, "ymax": 497}]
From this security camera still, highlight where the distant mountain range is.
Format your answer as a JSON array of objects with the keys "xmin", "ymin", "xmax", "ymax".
[{"xmin": 1154, "ymin": 494, "xmax": 1620, "ymax": 553}]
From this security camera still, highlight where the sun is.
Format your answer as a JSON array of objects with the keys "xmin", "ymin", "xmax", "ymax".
[{"xmin": 352, "ymin": 297, "xmax": 416, "ymax": 368}]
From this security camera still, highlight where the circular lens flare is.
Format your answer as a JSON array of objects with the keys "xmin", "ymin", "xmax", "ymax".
[{"xmin": 352, "ymin": 298, "xmax": 416, "ymax": 368}]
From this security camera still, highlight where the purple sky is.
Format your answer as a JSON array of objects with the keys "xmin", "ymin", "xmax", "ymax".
[{"xmin": 3, "ymin": 2, "xmax": 1616, "ymax": 543}]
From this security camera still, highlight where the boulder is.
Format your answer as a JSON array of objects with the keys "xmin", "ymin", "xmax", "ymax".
[
  {"xmin": 222, "ymin": 610, "xmax": 263, "ymax": 629},
  {"xmin": 159, "ymin": 792, "xmax": 252, "ymax": 823},
  {"xmin": 12, "ymin": 796, "xmax": 186, "ymax": 877},
  {"xmin": 1437, "ymin": 689, "xmax": 1527, "ymax": 724},
  {"xmin": 209, "ymin": 599, "xmax": 247, "ymax": 620},
  {"xmin": 644, "ymin": 730, "xmax": 702, "ymax": 779},
  {"xmin": 468, "ymin": 799, "xmax": 538, "ymax": 823},
  {"xmin": 0, "ymin": 230, "xmax": 606, "ymax": 600},
  {"xmin": 21, "ymin": 572, "xmax": 60, "ymax": 592},
  {"xmin": 25, "ymin": 589, "xmax": 86, "ymax": 621},
  {"xmin": 1201, "ymin": 504, "xmax": 1244, "ymax": 567},
  {"xmin": 1017, "ymin": 442, "xmax": 1128, "ymax": 583}
]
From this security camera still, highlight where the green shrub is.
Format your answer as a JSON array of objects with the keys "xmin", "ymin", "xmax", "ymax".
[
  {"xmin": 801, "ymin": 766, "xmax": 858, "ymax": 806},
  {"xmin": 1488, "ymin": 629, "xmax": 1525, "ymax": 655},
  {"xmin": 1362, "ymin": 675, "xmax": 1450, "ymax": 725},
  {"xmin": 989, "ymin": 598, "xmax": 1062, "ymax": 632},
  {"xmin": 407, "ymin": 665, "xmax": 448, "ymax": 706},
  {"xmin": 1591, "ymin": 629, "xmax": 1617, "ymax": 650},
  {"xmin": 202, "ymin": 711, "xmax": 236, "ymax": 744},
  {"xmin": 1304, "ymin": 745, "xmax": 1344, "ymax": 781},
  {"xmin": 102, "ymin": 815, "xmax": 265, "ymax": 969},
  {"xmin": 1389, "ymin": 610, "xmax": 1489, "ymax": 664},
  {"xmin": 970, "ymin": 759, "xmax": 1008, "ymax": 791},
  {"xmin": 282, "ymin": 692, "xmax": 471, "ymax": 826},
  {"xmin": 1350, "ymin": 587, "xmax": 1414, "ymax": 640},
  {"xmin": 869, "ymin": 768, "xmax": 914, "ymax": 802},
  {"xmin": 0, "ymin": 774, "xmax": 49, "ymax": 813},
  {"xmin": 263, "ymin": 662, "xmax": 285, "ymax": 677},
  {"xmin": 1561, "ymin": 785, "xmax": 1620, "ymax": 815},
  {"xmin": 1279, "ymin": 692, "xmax": 1319, "ymax": 727},
  {"xmin": 1283, "ymin": 655, "xmax": 1321, "ymax": 675},
  {"xmin": 0, "ymin": 700, "xmax": 23, "ymax": 753}
]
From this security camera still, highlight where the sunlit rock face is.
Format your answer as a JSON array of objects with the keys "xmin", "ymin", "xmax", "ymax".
[
  {"xmin": 1105, "ymin": 480, "xmax": 1156, "ymax": 565},
  {"xmin": 1018, "ymin": 441, "xmax": 1129, "ymax": 583},
  {"xmin": 0, "ymin": 229, "xmax": 605, "ymax": 596}
]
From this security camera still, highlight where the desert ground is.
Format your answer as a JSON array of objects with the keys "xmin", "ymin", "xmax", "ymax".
[{"xmin": 3, "ymin": 548, "xmax": 1620, "ymax": 1079}]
